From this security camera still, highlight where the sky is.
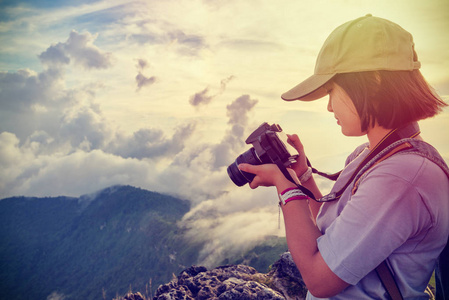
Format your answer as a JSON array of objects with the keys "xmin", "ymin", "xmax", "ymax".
[{"xmin": 1, "ymin": 0, "xmax": 448, "ymax": 266}]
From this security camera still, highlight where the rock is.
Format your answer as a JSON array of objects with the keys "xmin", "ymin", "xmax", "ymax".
[
  {"xmin": 119, "ymin": 292, "xmax": 146, "ymax": 300},
  {"xmin": 151, "ymin": 252, "xmax": 308, "ymax": 300},
  {"xmin": 153, "ymin": 264, "xmax": 284, "ymax": 300},
  {"xmin": 268, "ymin": 252, "xmax": 307, "ymax": 300},
  {"xmin": 116, "ymin": 252, "xmax": 307, "ymax": 300}
]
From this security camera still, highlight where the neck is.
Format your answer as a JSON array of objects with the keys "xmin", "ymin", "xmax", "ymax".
[
  {"xmin": 366, "ymin": 125, "xmax": 393, "ymax": 150},
  {"xmin": 366, "ymin": 123, "xmax": 422, "ymax": 150}
]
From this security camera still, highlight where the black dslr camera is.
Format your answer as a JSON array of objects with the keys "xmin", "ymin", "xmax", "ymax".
[{"xmin": 227, "ymin": 123, "xmax": 298, "ymax": 186}]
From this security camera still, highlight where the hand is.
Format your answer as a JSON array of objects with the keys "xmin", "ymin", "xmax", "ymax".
[
  {"xmin": 287, "ymin": 134, "xmax": 309, "ymax": 178},
  {"xmin": 238, "ymin": 163, "xmax": 299, "ymax": 190}
]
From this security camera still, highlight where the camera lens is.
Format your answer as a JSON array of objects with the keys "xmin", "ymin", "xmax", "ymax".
[{"xmin": 227, "ymin": 148, "xmax": 262, "ymax": 186}]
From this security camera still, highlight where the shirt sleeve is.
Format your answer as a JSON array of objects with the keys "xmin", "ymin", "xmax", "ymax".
[{"xmin": 316, "ymin": 155, "xmax": 433, "ymax": 285}]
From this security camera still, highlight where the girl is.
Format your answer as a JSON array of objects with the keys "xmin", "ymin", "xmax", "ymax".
[{"xmin": 239, "ymin": 15, "xmax": 449, "ymax": 299}]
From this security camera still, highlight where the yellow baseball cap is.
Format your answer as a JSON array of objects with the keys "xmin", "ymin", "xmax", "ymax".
[{"xmin": 281, "ymin": 14, "xmax": 421, "ymax": 101}]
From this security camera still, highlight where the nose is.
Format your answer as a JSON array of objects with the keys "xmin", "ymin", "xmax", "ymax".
[{"xmin": 327, "ymin": 97, "xmax": 333, "ymax": 112}]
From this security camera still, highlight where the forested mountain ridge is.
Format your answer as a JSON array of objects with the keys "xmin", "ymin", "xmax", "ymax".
[
  {"xmin": 0, "ymin": 185, "xmax": 287, "ymax": 300},
  {"xmin": 0, "ymin": 185, "xmax": 199, "ymax": 299}
]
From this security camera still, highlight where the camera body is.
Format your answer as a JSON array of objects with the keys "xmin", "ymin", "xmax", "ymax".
[{"xmin": 227, "ymin": 122, "xmax": 298, "ymax": 186}]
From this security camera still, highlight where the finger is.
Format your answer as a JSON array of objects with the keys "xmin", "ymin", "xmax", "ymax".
[
  {"xmin": 287, "ymin": 133, "xmax": 299, "ymax": 146},
  {"xmin": 239, "ymin": 164, "xmax": 260, "ymax": 189},
  {"xmin": 287, "ymin": 134, "xmax": 304, "ymax": 151},
  {"xmin": 238, "ymin": 163, "xmax": 257, "ymax": 174},
  {"xmin": 249, "ymin": 180, "xmax": 259, "ymax": 189}
]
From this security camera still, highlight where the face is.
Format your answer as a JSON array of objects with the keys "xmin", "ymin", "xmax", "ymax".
[{"xmin": 327, "ymin": 83, "xmax": 365, "ymax": 137}]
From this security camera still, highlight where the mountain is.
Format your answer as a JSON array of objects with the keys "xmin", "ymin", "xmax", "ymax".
[
  {"xmin": 0, "ymin": 185, "xmax": 287, "ymax": 300},
  {"xmin": 0, "ymin": 185, "xmax": 200, "ymax": 299}
]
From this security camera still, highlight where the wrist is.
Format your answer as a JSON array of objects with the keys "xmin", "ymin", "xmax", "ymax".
[
  {"xmin": 278, "ymin": 187, "xmax": 310, "ymax": 206},
  {"xmin": 276, "ymin": 178, "xmax": 297, "ymax": 195},
  {"xmin": 298, "ymin": 167, "xmax": 313, "ymax": 183}
]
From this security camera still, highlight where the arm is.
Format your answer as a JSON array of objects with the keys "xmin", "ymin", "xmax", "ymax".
[
  {"xmin": 238, "ymin": 163, "xmax": 349, "ymax": 297},
  {"xmin": 281, "ymin": 195, "xmax": 349, "ymax": 297},
  {"xmin": 286, "ymin": 134, "xmax": 323, "ymax": 220},
  {"xmin": 300, "ymin": 174, "xmax": 323, "ymax": 221}
]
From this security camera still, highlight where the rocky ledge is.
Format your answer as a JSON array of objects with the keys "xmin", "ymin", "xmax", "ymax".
[{"xmin": 118, "ymin": 252, "xmax": 308, "ymax": 300}]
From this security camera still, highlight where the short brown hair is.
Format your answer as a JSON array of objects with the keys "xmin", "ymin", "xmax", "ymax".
[{"xmin": 333, "ymin": 70, "xmax": 447, "ymax": 132}]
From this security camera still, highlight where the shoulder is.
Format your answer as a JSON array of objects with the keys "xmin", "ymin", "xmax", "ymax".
[
  {"xmin": 360, "ymin": 152, "xmax": 449, "ymax": 218},
  {"xmin": 371, "ymin": 152, "xmax": 448, "ymax": 185}
]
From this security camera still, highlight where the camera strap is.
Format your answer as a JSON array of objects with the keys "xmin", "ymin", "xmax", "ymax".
[
  {"xmin": 263, "ymin": 147, "xmax": 317, "ymax": 199},
  {"xmin": 271, "ymin": 158, "xmax": 317, "ymax": 200},
  {"xmin": 308, "ymin": 158, "xmax": 342, "ymax": 181},
  {"xmin": 278, "ymin": 122, "xmax": 421, "ymax": 202}
]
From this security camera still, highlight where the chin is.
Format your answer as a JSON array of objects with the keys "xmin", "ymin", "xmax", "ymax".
[{"xmin": 341, "ymin": 127, "xmax": 365, "ymax": 137}]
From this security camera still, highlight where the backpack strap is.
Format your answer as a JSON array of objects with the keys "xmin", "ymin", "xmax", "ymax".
[
  {"xmin": 436, "ymin": 241, "xmax": 449, "ymax": 300},
  {"xmin": 376, "ymin": 261, "xmax": 404, "ymax": 300}
]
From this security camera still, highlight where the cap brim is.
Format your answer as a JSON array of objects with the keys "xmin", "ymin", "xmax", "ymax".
[{"xmin": 281, "ymin": 74, "xmax": 336, "ymax": 101}]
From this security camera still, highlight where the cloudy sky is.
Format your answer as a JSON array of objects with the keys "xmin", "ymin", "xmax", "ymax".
[{"xmin": 1, "ymin": 0, "xmax": 448, "ymax": 265}]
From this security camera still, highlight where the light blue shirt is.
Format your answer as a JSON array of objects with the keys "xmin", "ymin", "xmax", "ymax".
[{"xmin": 307, "ymin": 144, "xmax": 449, "ymax": 299}]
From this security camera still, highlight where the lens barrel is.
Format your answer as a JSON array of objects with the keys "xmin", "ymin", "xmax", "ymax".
[{"xmin": 227, "ymin": 148, "xmax": 262, "ymax": 186}]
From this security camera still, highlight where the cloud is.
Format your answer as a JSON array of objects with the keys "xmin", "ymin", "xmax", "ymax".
[
  {"xmin": 39, "ymin": 30, "xmax": 113, "ymax": 69},
  {"xmin": 189, "ymin": 87, "xmax": 214, "ymax": 106},
  {"xmin": 129, "ymin": 21, "xmax": 208, "ymax": 57},
  {"xmin": 135, "ymin": 58, "xmax": 156, "ymax": 91},
  {"xmin": 136, "ymin": 58, "xmax": 148, "ymax": 71},
  {"xmin": 210, "ymin": 94, "xmax": 258, "ymax": 169},
  {"xmin": 226, "ymin": 94, "xmax": 258, "ymax": 125},
  {"xmin": 220, "ymin": 75, "xmax": 235, "ymax": 92},
  {"xmin": 0, "ymin": 31, "xmax": 205, "ymax": 199},
  {"xmin": 1, "ymin": 30, "xmax": 117, "ymax": 151},
  {"xmin": 0, "ymin": 68, "xmax": 64, "ymax": 113},
  {"xmin": 0, "ymin": 67, "xmax": 73, "ymax": 146},
  {"xmin": 0, "ymin": 29, "xmax": 119, "ymax": 148},
  {"xmin": 0, "ymin": 141, "xmax": 157, "ymax": 199},
  {"xmin": 0, "ymin": 23, "xmax": 186, "ymax": 199},
  {"xmin": 169, "ymin": 30, "xmax": 208, "ymax": 57},
  {"xmin": 135, "ymin": 73, "xmax": 156, "ymax": 91},
  {"xmin": 59, "ymin": 104, "xmax": 111, "ymax": 151},
  {"xmin": 184, "ymin": 209, "xmax": 281, "ymax": 267},
  {"xmin": 180, "ymin": 187, "xmax": 282, "ymax": 267},
  {"xmin": 37, "ymin": 43, "xmax": 70, "ymax": 67},
  {"xmin": 189, "ymin": 75, "xmax": 235, "ymax": 107},
  {"xmin": 106, "ymin": 122, "xmax": 197, "ymax": 160}
]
